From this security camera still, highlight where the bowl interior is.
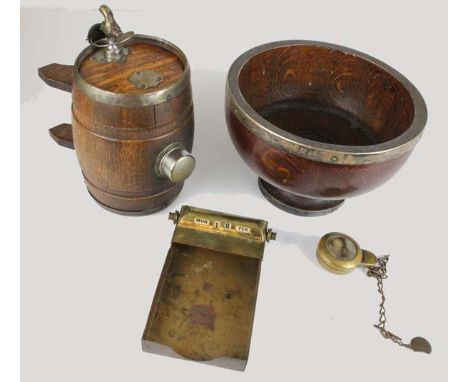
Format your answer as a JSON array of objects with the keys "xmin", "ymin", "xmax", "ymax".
[{"xmin": 238, "ymin": 45, "xmax": 415, "ymax": 146}]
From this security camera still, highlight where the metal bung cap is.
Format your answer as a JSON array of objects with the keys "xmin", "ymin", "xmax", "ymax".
[
  {"xmin": 316, "ymin": 232, "xmax": 376, "ymax": 274},
  {"xmin": 156, "ymin": 143, "xmax": 195, "ymax": 183}
]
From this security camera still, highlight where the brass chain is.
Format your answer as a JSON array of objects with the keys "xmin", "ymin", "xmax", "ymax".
[{"xmin": 366, "ymin": 255, "xmax": 412, "ymax": 350}]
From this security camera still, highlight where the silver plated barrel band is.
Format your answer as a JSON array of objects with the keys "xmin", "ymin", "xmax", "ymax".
[
  {"xmin": 226, "ymin": 40, "xmax": 427, "ymax": 166},
  {"xmin": 73, "ymin": 35, "xmax": 191, "ymax": 108}
]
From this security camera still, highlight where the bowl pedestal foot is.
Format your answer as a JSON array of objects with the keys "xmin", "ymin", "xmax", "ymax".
[{"xmin": 258, "ymin": 178, "xmax": 344, "ymax": 216}]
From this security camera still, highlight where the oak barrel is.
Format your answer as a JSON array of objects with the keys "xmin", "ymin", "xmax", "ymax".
[{"xmin": 38, "ymin": 7, "xmax": 195, "ymax": 215}]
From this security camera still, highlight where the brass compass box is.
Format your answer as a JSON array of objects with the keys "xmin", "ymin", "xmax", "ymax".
[{"xmin": 142, "ymin": 206, "xmax": 276, "ymax": 371}]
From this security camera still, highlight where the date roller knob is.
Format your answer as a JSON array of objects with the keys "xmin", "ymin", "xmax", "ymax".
[{"xmin": 156, "ymin": 144, "xmax": 195, "ymax": 183}]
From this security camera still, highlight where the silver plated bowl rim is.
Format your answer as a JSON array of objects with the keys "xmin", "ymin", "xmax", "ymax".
[
  {"xmin": 73, "ymin": 34, "xmax": 191, "ymax": 107},
  {"xmin": 227, "ymin": 40, "xmax": 427, "ymax": 165}
]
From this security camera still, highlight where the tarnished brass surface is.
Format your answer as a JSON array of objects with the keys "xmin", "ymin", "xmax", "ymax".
[
  {"xmin": 361, "ymin": 249, "xmax": 377, "ymax": 267},
  {"xmin": 317, "ymin": 232, "xmax": 379, "ymax": 273},
  {"xmin": 142, "ymin": 205, "xmax": 275, "ymax": 371},
  {"xmin": 171, "ymin": 205, "xmax": 273, "ymax": 260},
  {"xmin": 143, "ymin": 244, "xmax": 260, "ymax": 369},
  {"xmin": 316, "ymin": 232, "xmax": 362, "ymax": 274},
  {"xmin": 317, "ymin": 232, "xmax": 432, "ymax": 353},
  {"xmin": 410, "ymin": 337, "xmax": 432, "ymax": 354}
]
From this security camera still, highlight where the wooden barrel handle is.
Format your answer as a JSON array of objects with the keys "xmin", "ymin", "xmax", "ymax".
[
  {"xmin": 49, "ymin": 123, "xmax": 74, "ymax": 149},
  {"xmin": 38, "ymin": 63, "xmax": 74, "ymax": 93}
]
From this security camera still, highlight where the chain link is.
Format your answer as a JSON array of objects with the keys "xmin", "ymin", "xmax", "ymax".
[{"xmin": 366, "ymin": 255, "xmax": 412, "ymax": 350}]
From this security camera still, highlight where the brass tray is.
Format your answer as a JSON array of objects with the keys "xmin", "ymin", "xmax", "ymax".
[{"xmin": 142, "ymin": 206, "xmax": 275, "ymax": 371}]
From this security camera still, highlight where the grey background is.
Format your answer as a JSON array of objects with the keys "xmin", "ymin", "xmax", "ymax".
[{"xmin": 21, "ymin": 1, "xmax": 447, "ymax": 381}]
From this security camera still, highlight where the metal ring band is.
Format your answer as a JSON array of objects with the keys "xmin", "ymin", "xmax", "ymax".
[
  {"xmin": 226, "ymin": 40, "xmax": 427, "ymax": 165},
  {"xmin": 74, "ymin": 35, "xmax": 191, "ymax": 108}
]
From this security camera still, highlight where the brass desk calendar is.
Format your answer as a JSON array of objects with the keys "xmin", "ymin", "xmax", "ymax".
[
  {"xmin": 142, "ymin": 206, "xmax": 276, "ymax": 371},
  {"xmin": 317, "ymin": 232, "xmax": 432, "ymax": 354}
]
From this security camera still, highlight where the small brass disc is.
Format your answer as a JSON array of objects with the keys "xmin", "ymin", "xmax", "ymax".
[
  {"xmin": 361, "ymin": 249, "xmax": 377, "ymax": 267},
  {"xmin": 410, "ymin": 337, "xmax": 432, "ymax": 354},
  {"xmin": 316, "ymin": 232, "xmax": 362, "ymax": 275}
]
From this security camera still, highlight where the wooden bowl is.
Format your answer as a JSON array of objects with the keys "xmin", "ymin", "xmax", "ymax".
[{"xmin": 225, "ymin": 41, "xmax": 427, "ymax": 216}]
